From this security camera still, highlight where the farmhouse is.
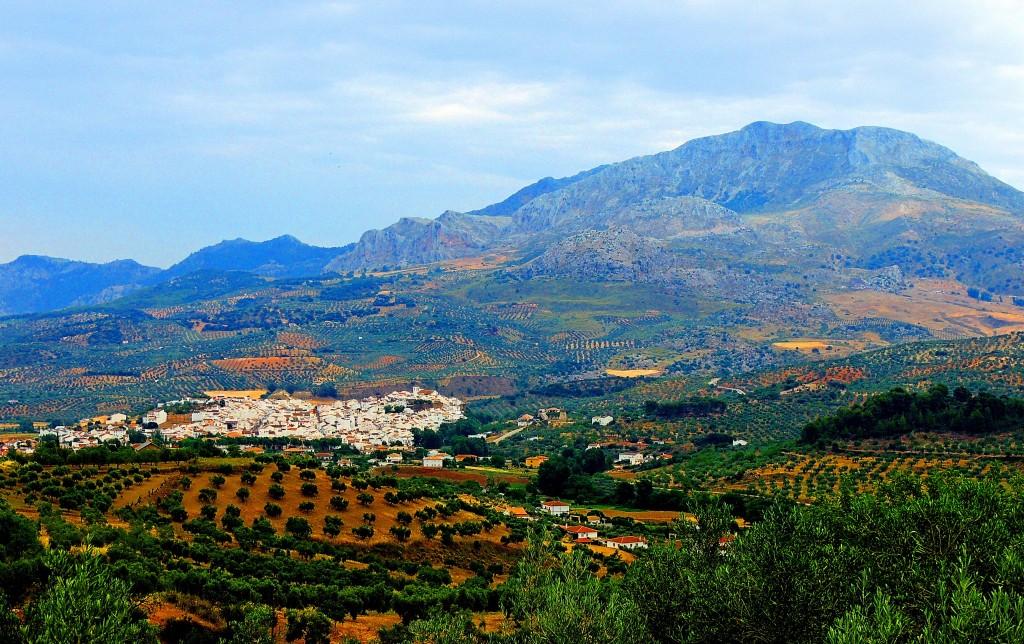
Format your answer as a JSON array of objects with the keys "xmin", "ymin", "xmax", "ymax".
[
  {"xmin": 617, "ymin": 452, "xmax": 646, "ymax": 466},
  {"xmin": 503, "ymin": 507, "xmax": 532, "ymax": 520},
  {"xmin": 591, "ymin": 416, "xmax": 614, "ymax": 426},
  {"xmin": 422, "ymin": 456, "xmax": 446, "ymax": 468},
  {"xmin": 606, "ymin": 536, "xmax": 648, "ymax": 550},
  {"xmin": 560, "ymin": 525, "xmax": 599, "ymax": 541},
  {"xmin": 517, "ymin": 414, "xmax": 536, "ymax": 427},
  {"xmin": 541, "ymin": 500, "xmax": 571, "ymax": 516},
  {"xmin": 525, "ymin": 455, "xmax": 549, "ymax": 468},
  {"xmin": 385, "ymin": 453, "xmax": 403, "ymax": 465}
]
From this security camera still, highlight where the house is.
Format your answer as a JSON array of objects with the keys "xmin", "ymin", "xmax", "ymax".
[
  {"xmin": 541, "ymin": 500, "xmax": 570, "ymax": 516},
  {"xmin": 591, "ymin": 416, "xmax": 614, "ymax": 426},
  {"xmin": 617, "ymin": 452, "xmax": 645, "ymax": 466},
  {"xmin": 560, "ymin": 524, "xmax": 598, "ymax": 541},
  {"xmin": 586, "ymin": 515, "xmax": 603, "ymax": 526},
  {"xmin": 132, "ymin": 441, "xmax": 160, "ymax": 453},
  {"xmin": 538, "ymin": 408, "xmax": 569, "ymax": 425},
  {"xmin": 517, "ymin": 414, "xmax": 536, "ymax": 427},
  {"xmin": 606, "ymin": 536, "xmax": 648, "ymax": 550},
  {"xmin": 503, "ymin": 507, "xmax": 532, "ymax": 520},
  {"xmin": 732, "ymin": 439, "xmax": 748, "ymax": 447},
  {"xmin": 142, "ymin": 409, "xmax": 167, "ymax": 426},
  {"xmin": 454, "ymin": 454, "xmax": 478, "ymax": 463},
  {"xmin": 525, "ymin": 455, "xmax": 549, "ymax": 468},
  {"xmin": 423, "ymin": 456, "xmax": 446, "ymax": 468},
  {"xmin": 315, "ymin": 452, "xmax": 334, "ymax": 465},
  {"xmin": 109, "ymin": 413, "xmax": 127, "ymax": 425},
  {"xmin": 385, "ymin": 453, "xmax": 403, "ymax": 465}
]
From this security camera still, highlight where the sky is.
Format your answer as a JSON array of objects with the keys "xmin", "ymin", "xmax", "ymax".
[{"xmin": 2, "ymin": 1, "xmax": 1023, "ymax": 267}]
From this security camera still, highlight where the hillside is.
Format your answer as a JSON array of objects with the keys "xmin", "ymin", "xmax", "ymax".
[
  {"xmin": 163, "ymin": 235, "xmax": 353, "ymax": 279},
  {"xmin": 0, "ymin": 255, "xmax": 162, "ymax": 316}
]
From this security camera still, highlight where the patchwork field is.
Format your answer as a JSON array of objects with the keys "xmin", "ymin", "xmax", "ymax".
[{"xmin": 827, "ymin": 280, "xmax": 1024, "ymax": 337}]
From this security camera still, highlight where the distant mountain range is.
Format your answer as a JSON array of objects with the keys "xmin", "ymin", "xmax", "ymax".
[
  {"xmin": 3, "ymin": 121, "xmax": 1023, "ymax": 317},
  {"xmin": 0, "ymin": 236, "xmax": 353, "ymax": 316}
]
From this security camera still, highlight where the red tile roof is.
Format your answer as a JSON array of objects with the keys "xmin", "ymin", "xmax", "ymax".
[{"xmin": 608, "ymin": 536, "xmax": 647, "ymax": 544}]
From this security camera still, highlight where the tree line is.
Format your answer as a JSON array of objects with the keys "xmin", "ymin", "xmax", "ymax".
[{"xmin": 802, "ymin": 384, "xmax": 1024, "ymax": 443}]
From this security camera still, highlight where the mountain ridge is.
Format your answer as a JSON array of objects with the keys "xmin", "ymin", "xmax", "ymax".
[{"xmin": 6, "ymin": 120, "xmax": 1024, "ymax": 317}]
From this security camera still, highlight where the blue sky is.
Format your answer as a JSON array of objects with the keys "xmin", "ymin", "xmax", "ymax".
[{"xmin": 2, "ymin": 1, "xmax": 1023, "ymax": 267}]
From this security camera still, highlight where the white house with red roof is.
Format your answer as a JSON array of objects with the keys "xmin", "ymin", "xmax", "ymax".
[
  {"xmin": 606, "ymin": 536, "xmax": 648, "ymax": 550},
  {"xmin": 541, "ymin": 500, "xmax": 571, "ymax": 516},
  {"xmin": 560, "ymin": 524, "xmax": 598, "ymax": 541}
]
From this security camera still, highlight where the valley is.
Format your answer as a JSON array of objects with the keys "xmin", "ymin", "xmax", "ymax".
[{"xmin": 3, "ymin": 120, "xmax": 1024, "ymax": 642}]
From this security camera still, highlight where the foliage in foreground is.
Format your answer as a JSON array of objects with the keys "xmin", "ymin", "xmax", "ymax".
[{"xmin": 394, "ymin": 473, "xmax": 1024, "ymax": 643}]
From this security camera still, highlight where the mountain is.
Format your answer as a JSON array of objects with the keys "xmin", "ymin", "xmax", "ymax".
[
  {"xmin": 325, "ymin": 212, "xmax": 511, "ymax": 272},
  {"xmin": 465, "ymin": 166, "xmax": 608, "ymax": 217},
  {"xmin": 342, "ymin": 122, "xmax": 1024, "ymax": 290},
  {"xmin": 0, "ymin": 255, "xmax": 161, "ymax": 316},
  {"xmin": 5, "ymin": 121, "xmax": 1024, "ymax": 420},
  {"xmin": 164, "ymin": 235, "xmax": 353, "ymax": 279}
]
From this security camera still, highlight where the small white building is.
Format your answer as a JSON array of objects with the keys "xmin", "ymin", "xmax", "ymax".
[
  {"xmin": 606, "ymin": 536, "xmax": 648, "ymax": 550},
  {"xmin": 386, "ymin": 453, "xmax": 403, "ymax": 465},
  {"xmin": 617, "ymin": 452, "xmax": 645, "ymax": 466},
  {"xmin": 561, "ymin": 525, "xmax": 599, "ymax": 541},
  {"xmin": 423, "ymin": 456, "xmax": 446, "ymax": 468},
  {"xmin": 732, "ymin": 439, "xmax": 748, "ymax": 447},
  {"xmin": 143, "ymin": 409, "xmax": 168, "ymax": 426},
  {"xmin": 541, "ymin": 500, "xmax": 571, "ymax": 516},
  {"xmin": 109, "ymin": 413, "xmax": 127, "ymax": 425},
  {"xmin": 591, "ymin": 416, "xmax": 614, "ymax": 426}
]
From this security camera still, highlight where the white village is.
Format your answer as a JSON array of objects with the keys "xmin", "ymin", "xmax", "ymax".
[{"xmin": 35, "ymin": 387, "xmax": 465, "ymax": 454}]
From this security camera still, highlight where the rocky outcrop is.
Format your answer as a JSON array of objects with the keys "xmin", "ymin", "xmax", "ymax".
[
  {"xmin": 511, "ymin": 121, "xmax": 1024, "ymax": 235},
  {"xmin": 325, "ymin": 212, "xmax": 511, "ymax": 272},
  {"xmin": 516, "ymin": 229, "xmax": 681, "ymax": 282}
]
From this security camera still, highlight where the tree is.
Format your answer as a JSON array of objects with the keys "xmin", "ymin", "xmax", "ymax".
[
  {"xmin": 285, "ymin": 517, "xmax": 312, "ymax": 539},
  {"xmin": 298, "ymin": 501, "xmax": 315, "ymax": 513},
  {"xmin": 300, "ymin": 483, "xmax": 319, "ymax": 497},
  {"xmin": 351, "ymin": 525, "xmax": 374, "ymax": 540},
  {"xmin": 357, "ymin": 492, "xmax": 375, "ymax": 506},
  {"xmin": 330, "ymin": 496, "xmax": 349, "ymax": 512},
  {"xmin": 225, "ymin": 603, "xmax": 276, "ymax": 644},
  {"xmin": 210, "ymin": 474, "xmax": 226, "ymax": 489},
  {"xmin": 22, "ymin": 550, "xmax": 158, "ymax": 643},
  {"xmin": 264, "ymin": 503, "xmax": 282, "ymax": 518},
  {"xmin": 268, "ymin": 484, "xmax": 286, "ymax": 500},
  {"xmin": 323, "ymin": 516, "xmax": 344, "ymax": 537},
  {"xmin": 537, "ymin": 458, "xmax": 574, "ymax": 496},
  {"xmin": 236, "ymin": 487, "xmax": 251, "ymax": 502},
  {"xmin": 390, "ymin": 525, "xmax": 412, "ymax": 542},
  {"xmin": 284, "ymin": 609, "xmax": 332, "ymax": 644}
]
